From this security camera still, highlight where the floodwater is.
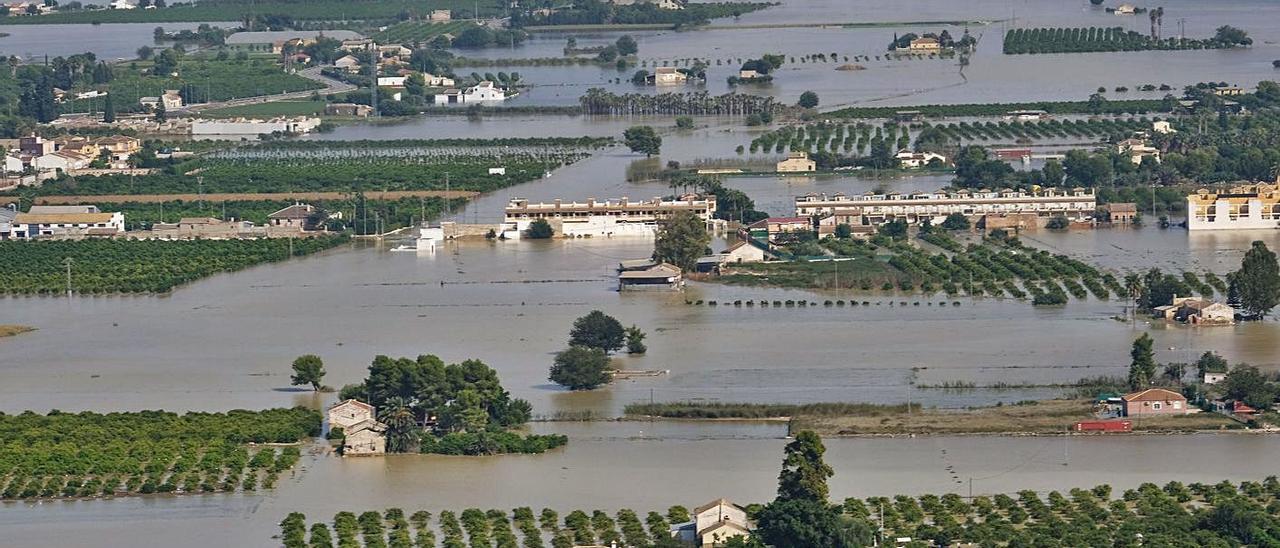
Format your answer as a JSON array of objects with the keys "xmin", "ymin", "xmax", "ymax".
[
  {"xmin": 0, "ymin": 22, "xmax": 232, "ymax": 60},
  {"xmin": 5, "ymin": 1, "xmax": 1280, "ymax": 545},
  {"xmin": 7, "ymin": 430, "xmax": 1280, "ymax": 548}
]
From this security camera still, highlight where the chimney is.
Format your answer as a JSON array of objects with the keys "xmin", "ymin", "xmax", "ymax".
[{"xmin": 553, "ymin": 199, "xmax": 561, "ymax": 209}]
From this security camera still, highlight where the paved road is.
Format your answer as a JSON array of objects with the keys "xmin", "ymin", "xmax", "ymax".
[{"xmin": 183, "ymin": 67, "xmax": 358, "ymax": 114}]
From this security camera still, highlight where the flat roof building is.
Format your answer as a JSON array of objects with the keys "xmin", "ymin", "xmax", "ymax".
[
  {"xmin": 504, "ymin": 194, "xmax": 716, "ymax": 238},
  {"xmin": 1186, "ymin": 183, "xmax": 1280, "ymax": 231},
  {"xmin": 795, "ymin": 188, "xmax": 1097, "ymax": 228}
]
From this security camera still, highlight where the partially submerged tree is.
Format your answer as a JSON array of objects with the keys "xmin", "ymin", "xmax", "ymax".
[
  {"xmin": 1128, "ymin": 333, "xmax": 1156, "ymax": 390},
  {"xmin": 1235, "ymin": 241, "xmax": 1280, "ymax": 319},
  {"xmin": 549, "ymin": 346, "xmax": 612, "ymax": 390},
  {"xmin": 569, "ymin": 310, "xmax": 625, "ymax": 353},
  {"xmin": 625, "ymin": 325, "xmax": 646, "ymax": 354},
  {"xmin": 290, "ymin": 354, "xmax": 326, "ymax": 391},
  {"xmin": 652, "ymin": 211, "xmax": 710, "ymax": 272},
  {"xmin": 623, "ymin": 125, "xmax": 662, "ymax": 156}
]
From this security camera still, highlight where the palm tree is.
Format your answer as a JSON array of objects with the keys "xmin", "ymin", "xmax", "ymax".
[
  {"xmin": 378, "ymin": 396, "xmax": 420, "ymax": 453},
  {"xmin": 1124, "ymin": 272, "xmax": 1143, "ymax": 320}
]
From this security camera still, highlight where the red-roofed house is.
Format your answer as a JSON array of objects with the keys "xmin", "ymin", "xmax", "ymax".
[{"xmin": 1122, "ymin": 388, "xmax": 1188, "ymax": 417}]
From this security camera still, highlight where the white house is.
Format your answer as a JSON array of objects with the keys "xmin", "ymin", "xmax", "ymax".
[
  {"xmin": 34, "ymin": 150, "xmax": 92, "ymax": 171},
  {"xmin": 341, "ymin": 419, "xmax": 387, "ymax": 456},
  {"xmin": 109, "ymin": 0, "xmax": 136, "ymax": 9},
  {"xmin": 10, "ymin": 208, "xmax": 125, "ymax": 239},
  {"xmin": 896, "ymin": 150, "xmax": 947, "ymax": 169},
  {"xmin": 1153, "ymin": 120, "xmax": 1176, "ymax": 134},
  {"xmin": 722, "ymin": 241, "xmax": 766, "ymax": 263},
  {"xmin": 463, "ymin": 81, "xmax": 507, "ymax": 102},
  {"xmin": 488, "ymin": 167, "xmax": 507, "ymax": 175},
  {"xmin": 422, "ymin": 73, "xmax": 455, "ymax": 87},
  {"xmin": 3, "ymin": 154, "xmax": 24, "ymax": 173}
]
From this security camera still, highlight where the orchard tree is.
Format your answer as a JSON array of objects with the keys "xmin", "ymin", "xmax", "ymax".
[
  {"xmin": 549, "ymin": 346, "xmax": 612, "ymax": 390},
  {"xmin": 623, "ymin": 125, "xmax": 662, "ymax": 156},
  {"xmin": 1235, "ymin": 240, "xmax": 1280, "ymax": 319},
  {"xmin": 615, "ymin": 35, "xmax": 638, "ymax": 56},
  {"xmin": 569, "ymin": 310, "xmax": 625, "ymax": 353},
  {"xmin": 652, "ymin": 211, "xmax": 710, "ymax": 272},
  {"xmin": 290, "ymin": 354, "xmax": 326, "ymax": 391}
]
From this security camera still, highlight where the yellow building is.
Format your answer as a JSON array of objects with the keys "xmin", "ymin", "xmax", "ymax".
[
  {"xmin": 1186, "ymin": 183, "xmax": 1280, "ymax": 230},
  {"xmin": 908, "ymin": 37, "xmax": 942, "ymax": 51},
  {"xmin": 776, "ymin": 151, "xmax": 816, "ymax": 173}
]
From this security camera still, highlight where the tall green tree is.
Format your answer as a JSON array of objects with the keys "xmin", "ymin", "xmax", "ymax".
[
  {"xmin": 548, "ymin": 346, "xmax": 612, "ymax": 390},
  {"xmin": 525, "ymin": 218, "xmax": 554, "ymax": 239},
  {"xmin": 1128, "ymin": 333, "xmax": 1157, "ymax": 390},
  {"xmin": 652, "ymin": 211, "xmax": 710, "ymax": 272},
  {"xmin": 777, "ymin": 430, "xmax": 833, "ymax": 503},
  {"xmin": 290, "ymin": 354, "xmax": 326, "ymax": 391},
  {"xmin": 623, "ymin": 126, "xmax": 661, "ymax": 156},
  {"xmin": 615, "ymin": 35, "xmax": 638, "ymax": 56},
  {"xmin": 1195, "ymin": 351, "xmax": 1229, "ymax": 379},
  {"xmin": 625, "ymin": 325, "xmax": 646, "ymax": 354},
  {"xmin": 797, "ymin": 91, "xmax": 819, "ymax": 108},
  {"xmin": 1235, "ymin": 241, "xmax": 1280, "ymax": 319},
  {"xmin": 568, "ymin": 310, "xmax": 625, "ymax": 353},
  {"xmin": 102, "ymin": 94, "xmax": 115, "ymax": 123}
]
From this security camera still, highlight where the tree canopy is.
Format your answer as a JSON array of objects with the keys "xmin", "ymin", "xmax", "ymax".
[
  {"xmin": 290, "ymin": 354, "xmax": 326, "ymax": 391},
  {"xmin": 568, "ymin": 310, "xmax": 626, "ymax": 353},
  {"xmin": 1128, "ymin": 333, "xmax": 1157, "ymax": 390},
  {"xmin": 652, "ymin": 211, "xmax": 711, "ymax": 271},
  {"xmin": 548, "ymin": 346, "xmax": 613, "ymax": 390},
  {"xmin": 1235, "ymin": 241, "xmax": 1280, "ymax": 319},
  {"xmin": 623, "ymin": 125, "xmax": 662, "ymax": 156}
]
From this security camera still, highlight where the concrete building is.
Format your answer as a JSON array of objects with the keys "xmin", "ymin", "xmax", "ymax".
[
  {"xmin": 652, "ymin": 67, "xmax": 688, "ymax": 85},
  {"xmin": 10, "ymin": 209, "xmax": 125, "ymax": 239},
  {"xmin": 328, "ymin": 399, "xmax": 376, "ymax": 431},
  {"xmin": 1122, "ymin": 388, "xmax": 1188, "ymax": 417},
  {"xmin": 342, "ymin": 419, "xmax": 388, "ymax": 456},
  {"xmin": 670, "ymin": 499, "xmax": 753, "ymax": 547},
  {"xmin": 504, "ymin": 194, "xmax": 716, "ymax": 238},
  {"xmin": 34, "ymin": 150, "xmax": 93, "ymax": 171},
  {"xmin": 325, "ymin": 103, "xmax": 374, "ymax": 117},
  {"xmin": 795, "ymin": 188, "xmax": 1097, "ymax": 228},
  {"xmin": 19, "ymin": 135, "xmax": 55, "ymax": 157},
  {"xmin": 743, "ymin": 216, "xmax": 812, "ymax": 244},
  {"xmin": 1101, "ymin": 202, "xmax": 1138, "ymax": 224},
  {"xmin": 191, "ymin": 117, "xmax": 322, "ymax": 136},
  {"xmin": 151, "ymin": 217, "xmax": 260, "ymax": 239},
  {"xmin": 268, "ymin": 203, "xmax": 318, "ymax": 229},
  {"xmin": 908, "ymin": 37, "xmax": 941, "ymax": 51},
  {"xmin": 1153, "ymin": 296, "xmax": 1236, "ymax": 325},
  {"xmin": 776, "ymin": 151, "xmax": 816, "ymax": 173},
  {"xmin": 896, "ymin": 150, "xmax": 946, "ymax": 169},
  {"xmin": 0, "ymin": 204, "xmax": 16, "ymax": 240},
  {"xmin": 377, "ymin": 76, "xmax": 407, "ymax": 88},
  {"xmin": 1186, "ymin": 184, "xmax": 1280, "ymax": 231},
  {"xmin": 433, "ymin": 81, "xmax": 507, "ymax": 104},
  {"xmin": 1116, "ymin": 138, "xmax": 1161, "ymax": 165},
  {"xmin": 1152, "ymin": 120, "xmax": 1176, "ymax": 134},
  {"xmin": 334, "ymin": 55, "xmax": 361, "ymax": 71},
  {"xmin": 618, "ymin": 262, "xmax": 683, "ymax": 290}
]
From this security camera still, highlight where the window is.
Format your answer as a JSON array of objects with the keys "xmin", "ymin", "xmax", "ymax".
[{"xmin": 1152, "ymin": 402, "xmax": 1162, "ymax": 410}]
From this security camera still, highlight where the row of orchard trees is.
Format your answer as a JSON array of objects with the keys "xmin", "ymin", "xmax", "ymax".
[
  {"xmin": 0, "ymin": 237, "xmax": 348, "ymax": 295},
  {"xmin": 0, "ymin": 408, "xmax": 317, "ymax": 500},
  {"xmin": 1004, "ymin": 25, "xmax": 1252, "ymax": 54}
]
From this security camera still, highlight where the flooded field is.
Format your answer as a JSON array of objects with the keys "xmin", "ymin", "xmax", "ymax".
[{"xmin": 7, "ymin": 1, "xmax": 1280, "ymax": 545}]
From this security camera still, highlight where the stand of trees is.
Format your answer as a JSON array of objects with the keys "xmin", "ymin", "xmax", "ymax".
[
  {"xmin": 338, "ymin": 354, "xmax": 559, "ymax": 455},
  {"xmin": 1003, "ymin": 26, "xmax": 1251, "ymax": 54},
  {"xmin": 653, "ymin": 211, "xmax": 711, "ymax": 272}
]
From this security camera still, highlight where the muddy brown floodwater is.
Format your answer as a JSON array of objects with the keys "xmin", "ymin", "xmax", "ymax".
[{"xmin": 5, "ymin": 1, "xmax": 1280, "ymax": 545}]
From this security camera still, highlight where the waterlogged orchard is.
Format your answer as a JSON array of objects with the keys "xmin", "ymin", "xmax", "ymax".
[
  {"xmin": 278, "ymin": 478, "xmax": 1280, "ymax": 547},
  {"xmin": 0, "ymin": 236, "xmax": 348, "ymax": 294},
  {"xmin": 741, "ymin": 118, "xmax": 1157, "ymax": 156},
  {"xmin": 714, "ymin": 233, "xmax": 1214, "ymax": 306},
  {"xmin": 27, "ymin": 138, "xmax": 611, "ymax": 196},
  {"xmin": 1003, "ymin": 26, "xmax": 1252, "ymax": 55},
  {"xmin": 280, "ymin": 505, "xmax": 696, "ymax": 548},
  {"xmin": 0, "ymin": 408, "xmax": 319, "ymax": 501}
]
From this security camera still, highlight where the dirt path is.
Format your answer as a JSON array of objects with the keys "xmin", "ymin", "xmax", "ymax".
[{"xmin": 35, "ymin": 190, "xmax": 479, "ymax": 204}]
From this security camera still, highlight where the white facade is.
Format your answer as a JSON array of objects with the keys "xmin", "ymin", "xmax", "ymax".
[
  {"xmin": 191, "ymin": 117, "xmax": 322, "ymax": 136},
  {"xmin": 10, "ymin": 211, "xmax": 125, "ymax": 239},
  {"xmin": 796, "ymin": 188, "xmax": 1097, "ymax": 225},
  {"xmin": 1186, "ymin": 184, "xmax": 1280, "ymax": 231},
  {"xmin": 327, "ymin": 399, "xmax": 376, "ymax": 431},
  {"xmin": 463, "ymin": 81, "xmax": 506, "ymax": 102},
  {"xmin": 653, "ymin": 67, "xmax": 687, "ymax": 85},
  {"xmin": 377, "ymin": 76, "xmax": 407, "ymax": 87},
  {"xmin": 3, "ymin": 155, "xmax": 24, "ymax": 173},
  {"xmin": 896, "ymin": 150, "xmax": 946, "ymax": 168},
  {"xmin": 504, "ymin": 195, "xmax": 717, "ymax": 238}
]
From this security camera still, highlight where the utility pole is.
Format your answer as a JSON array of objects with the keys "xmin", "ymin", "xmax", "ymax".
[
  {"xmin": 63, "ymin": 257, "xmax": 73, "ymax": 297},
  {"xmin": 444, "ymin": 172, "xmax": 451, "ymax": 217}
]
